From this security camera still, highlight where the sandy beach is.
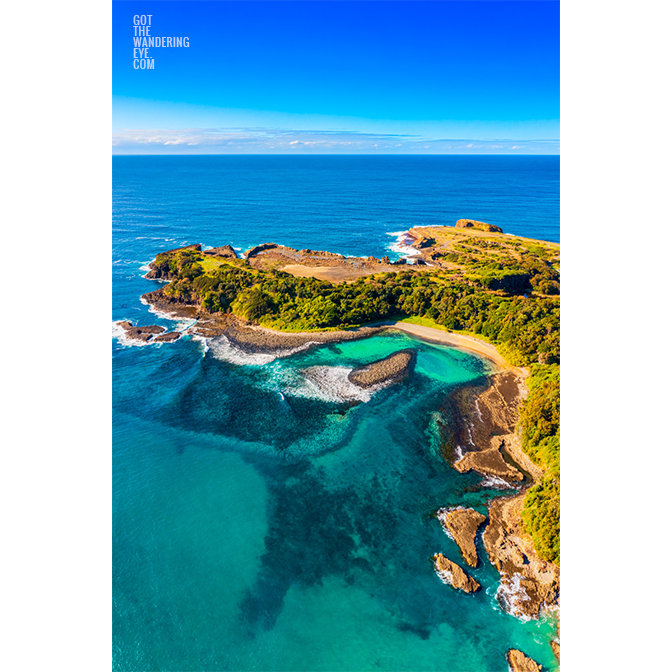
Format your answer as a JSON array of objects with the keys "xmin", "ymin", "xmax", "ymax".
[{"xmin": 376, "ymin": 321, "xmax": 513, "ymax": 371}]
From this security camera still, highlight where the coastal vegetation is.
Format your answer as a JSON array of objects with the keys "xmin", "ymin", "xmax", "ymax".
[
  {"xmin": 148, "ymin": 234, "xmax": 560, "ymax": 565},
  {"xmin": 518, "ymin": 365, "xmax": 560, "ymax": 564},
  {"xmin": 155, "ymin": 249, "xmax": 559, "ymax": 367}
]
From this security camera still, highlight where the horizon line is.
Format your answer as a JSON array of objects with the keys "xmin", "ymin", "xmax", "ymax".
[{"xmin": 111, "ymin": 152, "xmax": 560, "ymax": 157}]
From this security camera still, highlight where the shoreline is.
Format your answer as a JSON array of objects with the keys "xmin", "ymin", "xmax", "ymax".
[
  {"xmin": 134, "ymin": 266, "xmax": 558, "ymax": 655},
  {"xmin": 136, "ymin": 290, "xmax": 513, "ymax": 372},
  {"xmin": 370, "ymin": 321, "xmax": 514, "ymax": 372}
]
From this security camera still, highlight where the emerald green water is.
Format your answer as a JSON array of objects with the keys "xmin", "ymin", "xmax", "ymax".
[{"xmin": 113, "ymin": 332, "xmax": 558, "ymax": 671}]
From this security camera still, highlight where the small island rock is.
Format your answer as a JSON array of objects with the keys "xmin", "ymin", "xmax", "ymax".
[
  {"xmin": 506, "ymin": 649, "xmax": 542, "ymax": 672},
  {"xmin": 118, "ymin": 322, "xmax": 166, "ymax": 342},
  {"xmin": 348, "ymin": 349, "xmax": 416, "ymax": 389},
  {"xmin": 432, "ymin": 553, "xmax": 480, "ymax": 593},
  {"xmin": 437, "ymin": 507, "xmax": 487, "ymax": 568}
]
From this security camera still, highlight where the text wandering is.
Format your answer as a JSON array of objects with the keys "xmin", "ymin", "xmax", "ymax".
[{"xmin": 132, "ymin": 15, "xmax": 190, "ymax": 70}]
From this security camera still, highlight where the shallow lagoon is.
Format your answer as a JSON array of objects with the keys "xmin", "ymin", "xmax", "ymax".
[{"xmin": 113, "ymin": 332, "xmax": 558, "ymax": 671}]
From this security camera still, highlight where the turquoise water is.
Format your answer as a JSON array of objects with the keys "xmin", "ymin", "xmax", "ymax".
[
  {"xmin": 113, "ymin": 333, "xmax": 558, "ymax": 671},
  {"xmin": 113, "ymin": 156, "xmax": 560, "ymax": 671}
]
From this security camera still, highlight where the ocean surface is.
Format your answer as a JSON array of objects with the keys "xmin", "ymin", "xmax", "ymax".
[{"xmin": 113, "ymin": 155, "xmax": 560, "ymax": 671}]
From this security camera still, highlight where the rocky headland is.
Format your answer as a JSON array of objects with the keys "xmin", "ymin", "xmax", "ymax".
[
  {"xmin": 439, "ymin": 364, "xmax": 559, "ymax": 629},
  {"xmin": 432, "ymin": 553, "xmax": 480, "ymax": 594},
  {"xmin": 347, "ymin": 349, "xmax": 416, "ymax": 389},
  {"xmin": 483, "ymin": 495, "xmax": 559, "ymax": 620},
  {"xmin": 436, "ymin": 507, "xmax": 487, "ymax": 568}
]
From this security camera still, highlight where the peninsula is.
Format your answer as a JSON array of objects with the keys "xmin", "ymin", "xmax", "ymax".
[{"xmin": 123, "ymin": 221, "xmax": 560, "ymax": 661}]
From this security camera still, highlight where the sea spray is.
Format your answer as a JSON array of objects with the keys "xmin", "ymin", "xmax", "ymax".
[
  {"xmin": 496, "ymin": 572, "xmax": 533, "ymax": 622},
  {"xmin": 209, "ymin": 335, "xmax": 318, "ymax": 367},
  {"xmin": 386, "ymin": 230, "xmax": 422, "ymax": 261},
  {"xmin": 298, "ymin": 366, "xmax": 376, "ymax": 403}
]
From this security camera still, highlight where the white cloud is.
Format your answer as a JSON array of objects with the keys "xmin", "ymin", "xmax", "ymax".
[{"xmin": 112, "ymin": 127, "xmax": 559, "ymax": 155}]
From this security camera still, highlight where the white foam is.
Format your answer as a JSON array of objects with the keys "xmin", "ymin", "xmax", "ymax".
[
  {"xmin": 434, "ymin": 565, "xmax": 455, "ymax": 586},
  {"xmin": 190, "ymin": 333, "xmax": 210, "ymax": 358},
  {"xmin": 386, "ymin": 230, "xmax": 421, "ymax": 260},
  {"xmin": 465, "ymin": 422, "xmax": 476, "ymax": 448},
  {"xmin": 208, "ymin": 335, "xmax": 317, "ymax": 367},
  {"xmin": 294, "ymin": 366, "xmax": 379, "ymax": 403},
  {"xmin": 474, "ymin": 399, "xmax": 484, "ymax": 423},
  {"xmin": 139, "ymin": 297, "xmax": 197, "ymax": 332},
  {"xmin": 480, "ymin": 475, "xmax": 517, "ymax": 490},
  {"xmin": 454, "ymin": 444, "xmax": 465, "ymax": 460},
  {"xmin": 496, "ymin": 572, "xmax": 533, "ymax": 622},
  {"xmin": 435, "ymin": 506, "xmax": 468, "ymax": 540},
  {"xmin": 112, "ymin": 321, "xmax": 153, "ymax": 348}
]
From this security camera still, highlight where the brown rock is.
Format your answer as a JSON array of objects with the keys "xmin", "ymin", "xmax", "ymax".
[
  {"xmin": 432, "ymin": 553, "xmax": 480, "ymax": 593},
  {"xmin": 244, "ymin": 243, "xmax": 280, "ymax": 258},
  {"xmin": 436, "ymin": 507, "xmax": 487, "ymax": 568},
  {"xmin": 153, "ymin": 331, "xmax": 181, "ymax": 343},
  {"xmin": 482, "ymin": 496, "xmax": 560, "ymax": 620},
  {"xmin": 550, "ymin": 640, "xmax": 560, "ymax": 662},
  {"xmin": 506, "ymin": 649, "xmax": 542, "ymax": 672},
  {"xmin": 456, "ymin": 219, "xmax": 503, "ymax": 233},
  {"xmin": 118, "ymin": 322, "xmax": 166, "ymax": 342},
  {"xmin": 453, "ymin": 443, "xmax": 523, "ymax": 481},
  {"xmin": 204, "ymin": 245, "xmax": 237, "ymax": 258},
  {"xmin": 449, "ymin": 371, "xmax": 527, "ymax": 454},
  {"xmin": 348, "ymin": 349, "xmax": 416, "ymax": 389}
]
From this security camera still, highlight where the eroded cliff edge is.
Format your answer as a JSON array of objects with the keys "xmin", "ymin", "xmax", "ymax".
[{"xmin": 440, "ymin": 368, "xmax": 559, "ymax": 626}]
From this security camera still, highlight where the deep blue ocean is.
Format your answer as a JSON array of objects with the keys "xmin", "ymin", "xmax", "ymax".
[{"xmin": 113, "ymin": 155, "xmax": 559, "ymax": 671}]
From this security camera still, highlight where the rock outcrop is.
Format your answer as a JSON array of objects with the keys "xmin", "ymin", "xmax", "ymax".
[
  {"xmin": 153, "ymin": 331, "xmax": 181, "ymax": 343},
  {"xmin": 506, "ymin": 649, "xmax": 542, "ymax": 672},
  {"xmin": 204, "ymin": 245, "xmax": 238, "ymax": 258},
  {"xmin": 446, "ymin": 370, "xmax": 542, "ymax": 483},
  {"xmin": 456, "ymin": 219, "xmax": 503, "ymax": 233},
  {"xmin": 118, "ymin": 321, "xmax": 166, "ymax": 342},
  {"xmin": 453, "ymin": 440, "xmax": 524, "ymax": 482},
  {"xmin": 432, "ymin": 554, "xmax": 480, "ymax": 593},
  {"xmin": 347, "ymin": 349, "xmax": 416, "ymax": 389},
  {"xmin": 436, "ymin": 507, "xmax": 487, "ymax": 568},
  {"xmin": 483, "ymin": 495, "xmax": 559, "ymax": 620},
  {"xmin": 550, "ymin": 640, "xmax": 560, "ymax": 663},
  {"xmin": 117, "ymin": 322, "xmax": 182, "ymax": 345},
  {"xmin": 244, "ymin": 243, "xmax": 280, "ymax": 258}
]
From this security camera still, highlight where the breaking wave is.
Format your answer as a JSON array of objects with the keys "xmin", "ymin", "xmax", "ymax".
[
  {"xmin": 294, "ymin": 366, "xmax": 376, "ymax": 403},
  {"xmin": 496, "ymin": 572, "xmax": 533, "ymax": 622},
  {"xmin": 386, "ymin": 230, "xmax": 421, "ymax": 260},
  {"xmin": 209, "ymin": 335, "xmax": 317, "ymax": 367}
]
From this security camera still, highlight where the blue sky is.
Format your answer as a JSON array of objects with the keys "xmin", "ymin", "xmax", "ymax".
[{"xmin": 113, "ymin": 1, "xmax": 559, "ymax": 154}]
